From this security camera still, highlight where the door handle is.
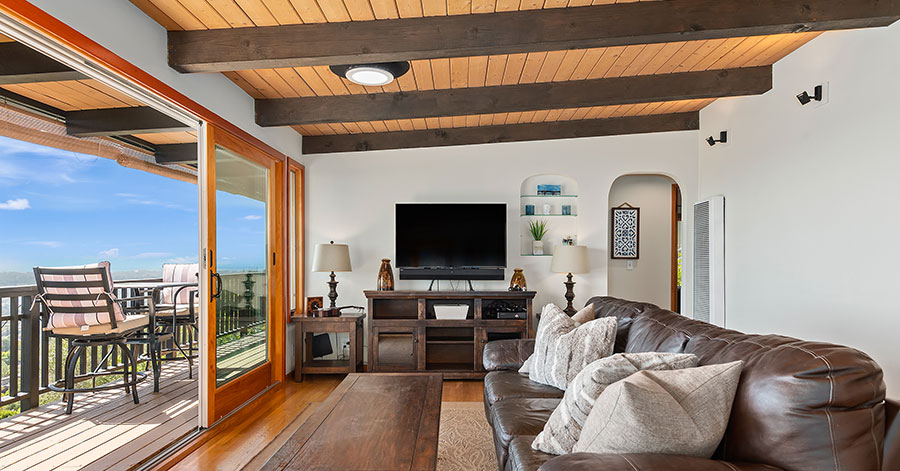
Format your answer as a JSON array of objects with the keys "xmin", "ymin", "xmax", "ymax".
[{"xmin": 210, "ymin": 271, "xmax": 222, "ymax": 301}]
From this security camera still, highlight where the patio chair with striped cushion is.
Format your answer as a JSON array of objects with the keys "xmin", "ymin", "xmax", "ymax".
[
  {"xmin": 154, "ymin": 263, "xmax": 200, "ymax": 377},
  {"xmin": 33, "ymin": 262, "xmax": 148, "ymax": 414}
]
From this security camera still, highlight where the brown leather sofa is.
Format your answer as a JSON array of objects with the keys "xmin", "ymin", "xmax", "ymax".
[{"xmin": 482, "ymin": 296, "xmax": 899, "ymax": 471}]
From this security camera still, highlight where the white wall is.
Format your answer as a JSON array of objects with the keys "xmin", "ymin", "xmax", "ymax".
[
  {"xmin": 698, "ymin": 22, "xmax": 900, "ymax": 394},
  {"xmin": 608, "ymin": 175, "xmax": 675, "ymax": 309},
  {"xmin": 305, "ymin": 132, "xmax": 699, "ymax": 338},
  {"xmin": 23, "ymin": 0, "xmax": 303, "ymax": 160}
]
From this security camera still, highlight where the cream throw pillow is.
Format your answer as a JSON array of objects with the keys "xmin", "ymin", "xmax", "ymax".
[
  {"xmin": 519, "ymin": 303, "xmax": 596, "ymax": 375},
  {"xmin": 574, "ymin": 361, "xmax": 743, "ymax": 458},
  {"xmin": 570, "ymin": 303, "xmax": 595, "ymax": 324},
  {"xmin": 524, "ymin": 304, "xmax": 617, "ymax": 390},
  {"xmin": 532, "ymin": 352, "xmax": 699, "ymax": 455}
]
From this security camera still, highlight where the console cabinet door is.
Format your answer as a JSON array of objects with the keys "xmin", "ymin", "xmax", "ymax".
[{"xmin": 371, "ymin": 326, "xmax": 418, "ymax": 371}]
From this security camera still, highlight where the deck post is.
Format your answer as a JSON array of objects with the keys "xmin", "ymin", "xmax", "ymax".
[{"xmin": 20, "ymin": 295, "xmax": 41, "ymax": 411}]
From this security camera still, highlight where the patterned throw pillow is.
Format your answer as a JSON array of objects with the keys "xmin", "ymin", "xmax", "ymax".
[
  {"xmin": 526, "ymin": 304, "xmax": 617, "ymax": 390},
  {"xmin": 574, "ymin": 361, "xmax": 744, "ymax": 458},
  {"xmin": 531, "ymin": 352, "xmax": 699, "ymax": 455},
  {"xmin": 518, "ymin": 303, "xmax": 595, "ymax": 375}
]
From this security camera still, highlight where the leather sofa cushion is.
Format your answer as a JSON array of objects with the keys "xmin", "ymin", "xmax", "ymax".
[
  {"xmin": 886, "ymin": 398, "xmax": 899, "ymax": 471},
  {"xmin": 537, "ymin": 453, "xmax": 785, "ymax": 470},
  {"xmin": 685, "ymin": 333, "xmax": 886, "ymax": 471},
  {"xmin": 505, "ymin": 436, "xmax": 554, "ymax": 471},
  {"xmin": 483, "ymin": 339, "xmax": 536, "ymax": 371},
  {"xmin": 585, "ymin": 296, "xmax": 659, "ymax": 352},
  {"xmin": 624, "ymin": 312, "xmax": 690, "ymax": 353},
  {"xmin": 490, "ymin": 398, "xmax": 560, "ymax": 470},
  {"xmin": 484, "ymin": 371, "xmax": 564, "ymax": 407}
]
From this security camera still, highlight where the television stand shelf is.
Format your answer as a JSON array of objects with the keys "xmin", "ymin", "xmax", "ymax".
[{"xmin": 364, "ymin": 290, "xmax": 536, "ymax": 379}]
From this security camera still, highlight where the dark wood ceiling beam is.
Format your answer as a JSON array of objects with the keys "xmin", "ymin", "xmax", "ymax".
[
  {"xmin": 168, "ymin": 0, "xmax": 900, "ymax": 73},
  {"xmin": 66, "ymin": 107, "xmax": 192, "ymax": 137},
  {"xmin": 0, "ymin": 42, "xmax": 88, "ymax": 85},
  {"xmin": 258, "ymin": 67, "xmax": 769, "ymax": 127},
  {"xmin": 302, "ymin": 112, "xmax": 699, "ymax": 154},
  {"xmin": 154, "ymin": 143, "xmax": 198, "ymax": 165}
]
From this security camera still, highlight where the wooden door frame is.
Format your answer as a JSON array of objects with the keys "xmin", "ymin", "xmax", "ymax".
[
  {"xmin": 287, "ymin": 161, "xmax": 305, "ymax": 321},
  {"xmin": 670, "ymin": 183, "xmax": 680, "ymax": 312},
  {"xmin": 203, "ymin": 124, "xmax": 286, "ymax": 425},
  {"xmin": 285, "ymin": 162, "xmax": 304, "ymax": 376}
]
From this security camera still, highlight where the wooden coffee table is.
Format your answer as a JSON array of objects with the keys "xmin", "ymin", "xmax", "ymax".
[{"xmin": 262, "ymin": 373, "xmax": 443, "ymax": 471}]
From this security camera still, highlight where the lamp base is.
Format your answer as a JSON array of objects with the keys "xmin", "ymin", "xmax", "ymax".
[
  {"xmin": 563, "ymin": 273, "xmax": 576, "ymax": 316},
  {"xmin": 327, "ymin": 271, "xmax": 339, "ymax": 308}
]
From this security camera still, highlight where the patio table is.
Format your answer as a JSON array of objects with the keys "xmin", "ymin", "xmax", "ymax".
[{"xmin": 114, "ymin": 280, "xmax": 198, "ymax": 392}]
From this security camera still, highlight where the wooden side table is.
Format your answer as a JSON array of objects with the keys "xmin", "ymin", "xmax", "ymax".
[{"xmin": 292, "ymin": 313, "xmax": 364, "ymax": 382}]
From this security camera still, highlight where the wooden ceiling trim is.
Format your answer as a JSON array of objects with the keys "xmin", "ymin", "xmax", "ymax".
[
  {"xmin": 293, "ymin": 98, "xmax": 712, "ymax": 136},
  {"xmin": 301, "ymin": 111, "xmax": 700, "ymax": 153},
  {"xmin": 66, "ymin": 106, "xmax": 193, "ymax": 137},
  {"xmin": 0, "ymin": 42, "xmax": 88, "ymax": 85},
  {"xmin": 154, "ymin": 142, "xmax": 198, "ymax": 163},
  {"xmin": 165, "ymin": 1, "xmax": 900, "ymax": 72},
  {"xmin": 256, "ymin": 66, "xmax": 770, "ymax": 126}
]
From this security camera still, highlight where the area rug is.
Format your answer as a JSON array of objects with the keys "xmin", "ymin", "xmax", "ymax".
[{"xmin": 438, "ymin": 402, "xmax": 497, "ymax": 471}]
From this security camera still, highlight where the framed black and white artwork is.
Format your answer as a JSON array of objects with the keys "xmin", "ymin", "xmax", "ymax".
[{"xmin": 611, "ymin": 204, "xmax": 640, "ymax": 259}]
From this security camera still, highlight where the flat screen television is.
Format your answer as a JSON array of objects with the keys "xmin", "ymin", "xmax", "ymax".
[{"xmin": 396, "ymin": 203, "xmax": 506, "ymax": 281}]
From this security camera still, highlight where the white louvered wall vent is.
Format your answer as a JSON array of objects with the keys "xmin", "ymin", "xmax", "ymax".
[{"xmin": 692, "ymin": 196, "xmax": 725, "ymax": 327}]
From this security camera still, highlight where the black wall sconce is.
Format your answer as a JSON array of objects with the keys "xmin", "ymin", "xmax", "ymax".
[
  {"xmin": 797, "ymin": 85, "xmax": 823, "ymax": 105},
  {"xmin": 706, "ymin": 131, "xmax": 727, "ymax": 146}
]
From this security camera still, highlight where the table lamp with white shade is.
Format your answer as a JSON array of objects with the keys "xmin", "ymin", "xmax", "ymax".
[
  {"xmin": 550, "ymin": 245, "xmax": 590, "ymax": 315},
  {"xmin": 312, "ymin": 241, "xmax": 352, "ymax": 308}
]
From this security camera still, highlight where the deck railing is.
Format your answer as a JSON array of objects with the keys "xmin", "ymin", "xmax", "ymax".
[
  {"xmin": 1, "ymin": 279, "xmax": 162, "ymax": 412},
  {"xmin": 0, "ymin": 272, "xmax": 267, "ymax": 415}
]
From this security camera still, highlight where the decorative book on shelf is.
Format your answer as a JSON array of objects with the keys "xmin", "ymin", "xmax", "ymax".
[{"xmin": 364, "ymin": 290, "xmax": 536, "ymax": 379}]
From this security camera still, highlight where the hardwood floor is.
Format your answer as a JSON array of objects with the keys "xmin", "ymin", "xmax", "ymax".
[{"xmin": 153, "ymin": 375, "xmax": 484, "ymax": 471}]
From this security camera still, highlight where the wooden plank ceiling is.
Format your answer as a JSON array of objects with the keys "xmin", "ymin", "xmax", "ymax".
[{"xmin": 129, "ymin": 0, "xmax": 899, "ymax": 152}]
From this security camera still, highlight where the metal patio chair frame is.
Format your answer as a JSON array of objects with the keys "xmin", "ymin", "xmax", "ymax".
[{"xmin": 33, "ymin": 265, "xmax": 151, "ymax": 414}]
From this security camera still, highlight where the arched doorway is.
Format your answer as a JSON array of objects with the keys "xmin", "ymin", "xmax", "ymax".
[{"xmin": 608, "ymin": 174, "xmax": 682, "ymax": 312}]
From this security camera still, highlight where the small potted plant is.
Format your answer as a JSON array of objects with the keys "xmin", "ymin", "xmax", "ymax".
[{"xmin": 529, "ymin": 220, "xmax": 549, "ymax": 255}]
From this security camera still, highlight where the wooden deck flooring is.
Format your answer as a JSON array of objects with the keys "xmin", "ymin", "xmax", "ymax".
[{"xmin": 0, "ymin": 361, "xmax": 198, "ymax": 471}]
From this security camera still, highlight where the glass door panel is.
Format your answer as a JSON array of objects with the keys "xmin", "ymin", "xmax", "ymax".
[{"xmin": 213, "ymin": 145, "xmax": 269, "ymax": 386}]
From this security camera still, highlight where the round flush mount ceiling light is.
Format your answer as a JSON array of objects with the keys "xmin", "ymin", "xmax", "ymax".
[{"xmin": 330, "ymin": 62, "xmax": 411, "ymax": 86}]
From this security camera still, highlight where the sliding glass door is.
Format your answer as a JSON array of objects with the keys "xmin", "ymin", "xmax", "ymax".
[
  {"xmin": 201, "ymin": 125, "xmax": 284, "ymax": 425},
  {"xmin": 212, "ymin": 145, "xmax": 270, "ymax": 386}
]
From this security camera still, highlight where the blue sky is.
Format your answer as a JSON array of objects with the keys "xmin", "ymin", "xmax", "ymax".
[
  {"xmin": 0, "ymin": 137, "xmax": 268, "ymax": 282},
  {"xmin": 0, "ymin": 135, "xmax": 200, "ymax": 273}
]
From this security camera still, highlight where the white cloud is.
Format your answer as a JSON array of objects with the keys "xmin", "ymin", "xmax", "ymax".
[
  {"xmin": 133, "ymin": 252, "xmax": 173, "ymax": 259},
  {"xmin": 242, "ymin": 215, "xmax": 263, "ymax": 220},
  {"xmin": 115, "ymin": 193, "xmax": 138, "ymax": 198},
  {"xmin": 167, "ymin": 256, "xmax": 196, "ymax": 264},
  {"xmin": 125, "ymin": 198, "xmax": 194, "ymax": 212},
  {"xmin": 99, "ymin": 248, "xmax": 120, "ymax": 257},
  {"xmin": 0, "ymin": 198, "xmax": 30, "ymax": 210},
  {"xmin": 27, "ymin": 241, "xmax": 62, "ymax": 248}
]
